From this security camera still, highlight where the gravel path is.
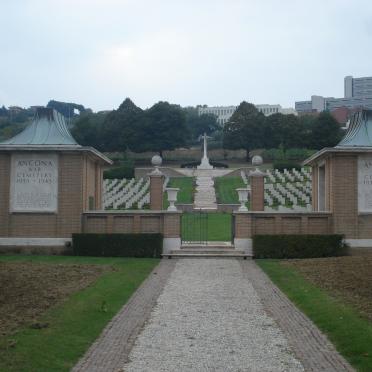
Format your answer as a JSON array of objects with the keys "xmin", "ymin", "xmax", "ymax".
[
  {"xmin": 123, "ymin": 259, "xmax": 304, "ymax": 372},
  {"xmin": 73, "ymin": 260, "xmax": 176, "ymax": 372}
]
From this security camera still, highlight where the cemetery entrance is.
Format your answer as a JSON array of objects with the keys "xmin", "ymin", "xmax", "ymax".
[{"xmin": 181, "ymin": 211, "xmax": 233, "ymax": 244}]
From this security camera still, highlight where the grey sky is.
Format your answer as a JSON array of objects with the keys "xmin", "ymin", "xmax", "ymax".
[{"xmin": 1, "ymin": 0, "xmax": 372, "ymax": 111}]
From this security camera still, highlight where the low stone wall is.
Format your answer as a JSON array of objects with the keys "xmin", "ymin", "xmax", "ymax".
[
  {"xmin": 233, "ymin": 212, "xmax": 333, "ymax": 255},
  {"xmin": 234, "ymin": 212, "xmax": 333, "ymax": 238},
  {"xmin": 82, "ymin": 210, "xmax": 182, "ymax": 253}
]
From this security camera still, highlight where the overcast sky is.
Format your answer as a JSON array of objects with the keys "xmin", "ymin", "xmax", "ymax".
[{"xmin": 1, "ymin": 0, "xmax": 372, "ymax": 111}]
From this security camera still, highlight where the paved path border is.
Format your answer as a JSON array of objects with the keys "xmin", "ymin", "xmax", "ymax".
[
  {"xmin": 73, "ymin": 260, "xmax": 176, "ymax": 372},
  {"xmin": 240, "ymin": 260, "xmax": 354, "ymax": 371}
]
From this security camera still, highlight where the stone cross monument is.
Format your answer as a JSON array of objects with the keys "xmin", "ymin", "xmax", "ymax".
[{"xmin": 197, "ymin": 133, "xmax": 213, "ymax": 170}]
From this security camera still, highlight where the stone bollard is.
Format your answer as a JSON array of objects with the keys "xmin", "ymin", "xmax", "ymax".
[{"xmin": 249, "ymin": 155, "xmax": 266, "ymax": 212}]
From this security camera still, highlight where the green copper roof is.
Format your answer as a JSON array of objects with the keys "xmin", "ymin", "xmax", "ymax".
[
  {"xmin": 337, "ymin": 110, "xmax": 372, "ymax": 147},
  {"xmin": 0, "ymin": 107, "xmax": 80, "ymax": 146}
]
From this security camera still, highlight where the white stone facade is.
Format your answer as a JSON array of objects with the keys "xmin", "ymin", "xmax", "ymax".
[{"xmin": 198, "ymin": 104, "xmax": 297, "ymax": 125}]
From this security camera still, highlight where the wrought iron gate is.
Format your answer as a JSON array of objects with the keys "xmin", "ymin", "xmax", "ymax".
[{"xmin": 181, "ymin": 210, "xmax": 208, "ymax": 245}]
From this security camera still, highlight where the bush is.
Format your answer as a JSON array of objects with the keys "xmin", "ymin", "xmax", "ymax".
[
  {"xmin": 262, "ymin": 148, "xmax": 315, "ymax": 162},
  {"xmin": 181, "ymin": 161, "xmax": 228, "ymax": 168},
  {"xmin": 72, "ymin": 233, "xmax": 163, "ymax": 258},
  {"xmin": 273, "ymin": 160, "xmax": 301, "ymax": 172},
  {"xmin": 253, "ymin": 234, "xmax": 348, "ymax": 259},
  {"xmin": 104, "ymin": 161, "xmax": 134, "ymax": 179}
]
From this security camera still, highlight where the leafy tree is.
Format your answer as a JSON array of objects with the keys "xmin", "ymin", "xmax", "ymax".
[
  {"xmin": 139, "ymin": 101, "xmax": 189, "ymax": 156},
  {"xmin": 101, "ymin": 98, "xmax": 144, "ymax": 152},
  {"xmin": 265, "ymin": 113, "xmax": 303, "ymax": 149},
  {"xmin": 223, "ymin": 101, "xmax": 265, "ymax": 161},
  {"xmin": 47, "ymin": 100, "xmax": 87, "ymax": 118},
  {"xmin": 184, "ymin": 107, "xmax": 219, "ymax": 141},
  {"xmin": 71, "ymin": 112, "xmax": 108, "ymax": 150},
  {"xmin": 308, "ymin": 112, "xmax": 342, "ymax": 149}
]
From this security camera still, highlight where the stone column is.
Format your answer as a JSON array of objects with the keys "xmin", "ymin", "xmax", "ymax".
[
  {"xmin": 149, "ymin": 171, "xmax": 164, "ymax": 210},
  {"xmin": 249, "ymin": 169, "xmax": 265, "ymax": 211}
]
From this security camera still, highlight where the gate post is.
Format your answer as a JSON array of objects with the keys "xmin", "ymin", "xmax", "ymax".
[
  {"xmin": 149, "ymin": 169, "xmax": 164, "ymax": 210},
  {"xmin": 163, "ymin": 211, "xmax": 182, "ymax": 254}
]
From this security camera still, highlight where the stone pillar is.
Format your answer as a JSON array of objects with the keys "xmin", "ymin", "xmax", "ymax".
[
  {"xmin": 249, "ymin": 170, "xmax": 265, "ymax": 211},
  {"xmin": 150, "ymin": 172, "xmax": 164, "ymax": 210}
]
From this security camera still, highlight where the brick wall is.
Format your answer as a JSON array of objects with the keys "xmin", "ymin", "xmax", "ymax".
[
  {"xmin": 0, "ymin": 151, "xmax": 104, "ymax": 238},
  {"xmin": 82, "ymin": 211, "xmax": 181, "ymax": 238},
  {"xmin": 233, "ymin": 212, "xmax": 333, "ymax": 238}
]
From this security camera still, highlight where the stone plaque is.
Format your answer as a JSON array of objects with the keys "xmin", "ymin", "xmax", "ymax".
[
  {"xmin": 358, "ymin": 155, "xmax": 372, "ymax": 213},
  {"xmin": 10, "ymin": 153, "xmax": 58, "ymax": 212}
]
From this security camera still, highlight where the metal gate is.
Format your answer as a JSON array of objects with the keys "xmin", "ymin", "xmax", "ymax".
[{"xmin": 181, "ymin": 210, "xmax": 208, "ymax": 245}]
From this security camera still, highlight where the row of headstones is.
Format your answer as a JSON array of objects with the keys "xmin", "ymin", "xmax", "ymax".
[
  {"xmin": 240, "ymin": 168, "xmax": 312, "ymax": 211},
  {"xmin": 103, "ymin": 177, "xmax": 170, "ymax": 210}
]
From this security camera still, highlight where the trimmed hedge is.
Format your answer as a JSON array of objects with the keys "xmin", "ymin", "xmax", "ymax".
[
  {"xmin": 72, "ymin": 233, "xmax": 163, "ymax": 258},
  {"xmin": 180, "ymin": 161, "xmax": 229, "ymax": 168},
  {"xmin": 104, "ymin": 161, "xmax": 134, "ymax": 179},
  {"xmin": 273, "ymin": 160, "xmax": 301, "ymax": 172},
  {"xmin": 253, "ymin": 234, "xmax": 348, "ymax": 259}
]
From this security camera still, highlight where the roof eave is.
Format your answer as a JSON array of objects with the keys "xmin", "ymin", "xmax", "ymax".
[
  {"xmin": 0, "ymin": 145, "xmax": 113, "ymax": 165},
  {"xmin": 303, "ymin": 146, "xmax": 372, "ymax": 166}
]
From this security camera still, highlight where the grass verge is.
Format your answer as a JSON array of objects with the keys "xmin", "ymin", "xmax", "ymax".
[
  {"xmin": 215, "ymin": 176, "xmax": 246, "ymax": 204},
  {"xmin": 0, "ymin": 255, "xmax": 159, "ymax": 372},
  {"xmin": 163, "ymin": 177, "xmax": 194, "ymax": 208},
  {"xmin": 257, "ymin": 259, "xmax": 372, "ymax": 371},
  {"xmin": 182, "ymin": 212, "xmax": 232, "ymax": 241}
]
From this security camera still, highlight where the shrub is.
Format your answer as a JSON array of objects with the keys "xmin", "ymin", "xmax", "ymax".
[
  {"xmin": 104, "ymin": 161, "xmax": 134, "ymax": 179},
  {"xmin": 253, "ymin": 234, "xmax": 348, "ymax": 259},
  {"xmin": 181, "ymin": 161, "xmax": 228, "ymax": 168},
  {"xmin": 72, "ymin": 233, "xmax": 163, "ymax": 258},
  {"xmin": 273, "ymin": 160, "xmax": 301, "ymax": 172}
]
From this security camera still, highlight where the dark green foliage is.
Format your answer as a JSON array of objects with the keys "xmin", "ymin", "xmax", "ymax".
[
  {"xmin": 308, "ymin": 112, "xmax": 343, "ymax": 149},
  {"xmin": 47, "ymin": 100, "xmax": 87, "ymax": 118},
  {"xmin": 184, "ymin": 107, "xmax": 219, "ymax": 141},
  {"xmin": 72, "ymin": 233, "xmax": 163, "ymax": 258},
  {"xmin": 180, "ymin": 161, "xmax": 229, "ymax": 168},
  {"xmin": 262, "ymin": 148, "xmax": 315, "ymax": 162},
  {"xmin": 253, "ymin": 234, "xmax": 348, "ymax": 259},
  {"xmin": 273, "ymin": 161, "xmax": 301, "ymax": 171},
  {"xmin": 223, "ymin": 101, "xmax": 265, "ymax": 160},
  {"xmin": 71, "ymin": 111, "xmax": 108, "ymax": 150},
  {"xmin": 141, "ymin": 101, "xmax": 189, "ymax": 156},
  {"xmin": 103, "ymin": 161, "xmax": 134, "ymax": 179}
]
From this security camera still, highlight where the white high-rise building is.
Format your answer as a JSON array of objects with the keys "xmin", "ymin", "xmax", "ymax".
[{"xmin": 198, "ymin": 104, "xmax": 297, "ymax": 125}]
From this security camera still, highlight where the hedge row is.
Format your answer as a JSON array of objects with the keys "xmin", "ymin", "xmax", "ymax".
[
  {"xmin": 72, "ymin": 233, "xmax": 162, "ymax": 258},
  {"xmin": 180, "ymin": 161, "xmax": 229, "ymax": 168},
  {"xmin": 253, "ymin": 234, "xmax": 348, "ymax": 259}
]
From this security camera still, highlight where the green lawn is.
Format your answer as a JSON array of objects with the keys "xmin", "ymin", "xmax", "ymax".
[
  {"xmin": 257, "ymin": 260, "xmax": 372, "ymax": 371},
  {"xmin": 215, "ymin": 176, "xmax": 246, "ymax": 204},
  {"xmin": 163, "ymin": 177, "xmax": 194, "ymax": 208},
  {"xmin": 0, "ymin": 255, "xmax": 159, "ymax": 372},
  {"xmin": 182, "ymin": 212, "xmax": 232, "ymax": 242}
]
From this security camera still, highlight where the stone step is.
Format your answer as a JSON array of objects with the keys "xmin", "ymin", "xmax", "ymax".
[{"xmin": 162, "ymin": 252, "xmax": 251, "ymax": 259}]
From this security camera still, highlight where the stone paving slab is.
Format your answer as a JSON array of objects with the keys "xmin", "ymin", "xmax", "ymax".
[
  {"xmin": 72, "ymin": 260, "xmax": 176, "ymax": 372},
  {"xmin": 240, "ymin": 260, "xmax": 354, "ymax": 372}
]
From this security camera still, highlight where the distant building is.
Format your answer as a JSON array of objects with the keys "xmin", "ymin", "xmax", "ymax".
[
  {"xmin": 198, "ymin": 104, "xmax": 297, "ymax": 125},
  {"xmin": 295, "ymin": 75, "xmax": 372, "ymax": 113}
]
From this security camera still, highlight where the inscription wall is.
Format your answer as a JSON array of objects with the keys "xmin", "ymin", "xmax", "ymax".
[
  {"xmin": 358, "ymin": 155, "xmax": 372, "ymax": 213},
  {"xmin": 10, "ymin": 153, "xmax": 58, "ymax": 212}
]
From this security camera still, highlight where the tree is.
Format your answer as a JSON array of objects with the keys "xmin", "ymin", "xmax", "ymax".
[
  {"xmin": 184, "ymin": 107, "xmax": 219, "ymax": 141},
  {"xmin": 101, "ymin": 98, "xmax": 144, "ymax": 152},
  {"xmin": 71, "ymin": 112, "xmax": 108, "ymax": 150},
  {"xmin": 47, "ymin": 100, "xmax": 87, "ymax": 118},
  {"xmin": 308, "ymin": 112, "xmax": 342, "ymax": 149},
  {"xmin": 139, "ymin": 101, "xmax": 189, "ymax": 156},
  {"xmin": 223, "ymin": 101, "xmax": 265, "ymax": 161},
  {"xmin": 265, "ymin": 113, "xmax": 303, "ymax": 149}
]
